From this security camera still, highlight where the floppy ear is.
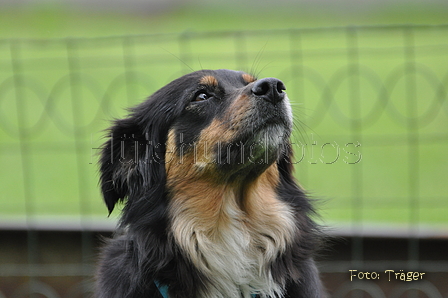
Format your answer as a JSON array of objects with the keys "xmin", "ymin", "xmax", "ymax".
[
  {"xmin": 99, "ymin": 109, "xmax": 168, "ymax": 214},
  {"xmin": 99, "ymin": 79, "xmax": 189, "ymax": 215},
  {"xmin": 99, "ymin": 117, "xmax": 145, "ymax": 214}
]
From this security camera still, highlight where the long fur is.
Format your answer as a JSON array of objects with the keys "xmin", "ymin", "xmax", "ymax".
[{"xmin": 96, "ymin": 69, "xmax": 326, "ymax": 298}]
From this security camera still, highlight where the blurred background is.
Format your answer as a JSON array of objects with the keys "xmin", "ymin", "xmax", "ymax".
[{"xmin": 0, "ymin": 0, "xmax": 447, "ymax": 297}]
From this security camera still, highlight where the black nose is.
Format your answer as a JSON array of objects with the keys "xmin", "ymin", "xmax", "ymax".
[{"xmin": 251, "ymin": 78, "xmax": 286, "ymax": 104}]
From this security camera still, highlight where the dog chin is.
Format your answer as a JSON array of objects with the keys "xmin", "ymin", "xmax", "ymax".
[
  {"xmin": 252, "ymin": 96, "xmax": 292, "ymax": 145},
  {"xmin": 218, "ymin": 124, "xmax": 290, "ymax": 178},
  {"xmin": 256, "ymin": 124, "xmax": 290, "ymax": 148}
]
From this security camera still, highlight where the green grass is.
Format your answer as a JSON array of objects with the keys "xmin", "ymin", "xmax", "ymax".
[{"xmin": 0, "ymin": 5, "xmax": 447, "ymax": 228}]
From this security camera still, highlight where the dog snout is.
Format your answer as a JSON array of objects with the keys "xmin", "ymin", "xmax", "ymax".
[{"xmin": 251, "ymin": 78, "xmax": 286, "ymax": 104}]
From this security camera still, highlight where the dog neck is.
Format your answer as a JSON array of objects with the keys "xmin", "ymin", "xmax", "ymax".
[{"xmin": 167, "ymin": 164, "xmax": 296, "ymax": 298}]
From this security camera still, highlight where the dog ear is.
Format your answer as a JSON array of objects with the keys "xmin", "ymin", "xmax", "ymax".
[
  {"xmin": 99, "ymin": 83, "xmax": 187, "ymax": 215},
  {"xmin": 99, "ymin": 73, "xmax": 196, "ymax": 215},
  {"xmin": 99, "ymin": 117, "xmax": 143, "ymax": 214},
  {"xmin": 99, "ymin": 105, "xmax": 168, "ymax": 214}
]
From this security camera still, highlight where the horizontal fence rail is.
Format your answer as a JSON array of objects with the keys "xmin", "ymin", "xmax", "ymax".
[{"xmin": 0, "ymin": 25, "xmax": 447, "ymax": 297}]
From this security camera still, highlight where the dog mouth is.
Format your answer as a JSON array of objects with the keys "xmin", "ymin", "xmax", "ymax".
[
  {"xmin": 238, "ymin": 98, "xmax": 293, "ymax": 148},
  {"xmin": 214, "ymin": 110, "xmax": 292, "ymax": 179},
  {"xmin": 241, "ymin": 122, "xmax": 291, "ymax": 158}
]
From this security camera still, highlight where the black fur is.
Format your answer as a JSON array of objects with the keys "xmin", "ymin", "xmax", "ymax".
[{"xmin": 96, "ymin": 69, "xmax": 326, "ymax": 298}]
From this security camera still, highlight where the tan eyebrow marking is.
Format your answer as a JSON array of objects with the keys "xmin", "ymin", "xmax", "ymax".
[
  {"xmin": 199, "ymin": 75, "xmax": 218, "ymax": 87},
  {"xmin": 242, "ymin": 73, "xmax": 256, "ymax": 84}
]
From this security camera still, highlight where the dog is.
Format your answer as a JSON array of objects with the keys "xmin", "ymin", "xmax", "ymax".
[{"xmin": 96, "ymin": 69, "xmax": 326, "ymax": 298}]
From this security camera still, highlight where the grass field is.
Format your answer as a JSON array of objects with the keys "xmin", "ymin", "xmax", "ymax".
[{"xmin": 0, "ymin": 4, "xmax": 447, "ymax": 229}]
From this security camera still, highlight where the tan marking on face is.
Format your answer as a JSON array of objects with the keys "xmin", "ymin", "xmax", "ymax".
[
  {"xmin": 225, "ymin": 93, "xmax": 251, "ymax": 126},
  {"xmin": 199, "ymin": 75, "xmax": 218, "ymax": 87},
  {"xmin": 165, "ymin": 94, "xmax": 253, "ymax": 194},
  {"xmin": 242, "ymin": 73, "xmax": 256, "ymax": 84},
  {"xmin": 166, "ymin": 128, "xmax": 221, "ymax": 199},
  {"xmin": 165, "ymin": 129, "xmax": 178, "ymax": 176},
  {"xmin": 198, "ymin": 118, "xmax": 233, "ymax": 145},
  {"xmin": 197, "ymin": 93, "xmax": 251, "ymax": 148}
]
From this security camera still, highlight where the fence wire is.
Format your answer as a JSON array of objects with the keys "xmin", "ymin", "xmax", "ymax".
[{"xmin": 0, "ymin": 25, "xmax": 447, "ymax": 297}]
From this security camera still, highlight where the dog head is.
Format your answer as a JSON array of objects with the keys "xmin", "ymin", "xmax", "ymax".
[{"xmin": 100, "ymin": 69, "xmax": 294, "ymax": 216}]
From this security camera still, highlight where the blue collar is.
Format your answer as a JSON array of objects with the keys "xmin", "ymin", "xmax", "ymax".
[
  {"xmin": 155, "ymin": 281, "xmax": 257, "ymax": 298},
  {"xmin": 154, "ymin": 280, "xmax": 169, "ymax": 298}
]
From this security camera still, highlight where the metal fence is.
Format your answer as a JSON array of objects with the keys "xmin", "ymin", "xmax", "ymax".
[{"xmin": 0, "ymin": 25, "xmax": 447, "ymax": 297}]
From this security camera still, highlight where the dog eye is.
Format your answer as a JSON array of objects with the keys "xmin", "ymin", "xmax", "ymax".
[{"xmin": 193, "ymin": 92, "xmax": 210, "ymax": 102}]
